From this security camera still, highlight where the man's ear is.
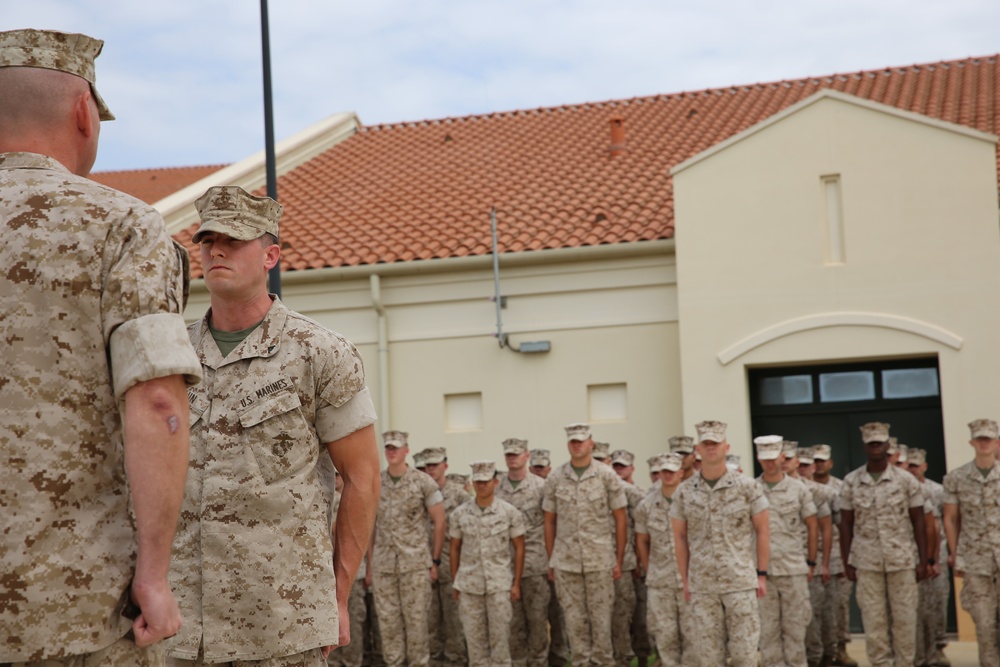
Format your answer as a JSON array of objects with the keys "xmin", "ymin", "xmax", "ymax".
[
  {"xmin": 263, "ymin": 243, "xmax": 281, "ymax": 270},
  {"xmin": 74, "ymin": 91, "xmax": 96, "ymax": 138}
]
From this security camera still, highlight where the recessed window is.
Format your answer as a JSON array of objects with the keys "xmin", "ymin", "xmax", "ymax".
[
  {"xmin": 760, "ymin": 375, "xmax": 813, "ymax": 405},
  {"xmin": 588, "ymin": 383, "xmax": 627, "ymax": 422},
  {"xmin": 819, "ymin": 371, "xmax": 875, "ymax": 403},
  {"xmin": 882, "ymin": 368, "xmax": 939, "ymax": 399},
  {"xmin": 445, "ymin": 393, "xmax": 482, "ymax": 432}
]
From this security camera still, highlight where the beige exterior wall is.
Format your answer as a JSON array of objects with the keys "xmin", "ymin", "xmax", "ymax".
[
  {"xmin": 672, "ymin": 91, "xmax": 1000, "ymax": 470},
  {"xmin": 185, "ymin": 243, "xmax": 682, "ymax": 479}
]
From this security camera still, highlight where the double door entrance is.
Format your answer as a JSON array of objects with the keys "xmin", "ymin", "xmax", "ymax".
[{"xmin": 747, "ymin": 356, "xmax": 954, "ymax": 633}]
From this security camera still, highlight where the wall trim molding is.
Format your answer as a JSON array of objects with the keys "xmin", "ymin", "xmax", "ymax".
[{"xmin": 717, "ymin": 311, "xmax": 963, "ymax": 365}]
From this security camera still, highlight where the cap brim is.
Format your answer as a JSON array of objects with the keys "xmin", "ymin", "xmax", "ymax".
[
  {"xmin": 91, "ymin": 83, "xmax": 114, "ymax": 121},
  {"xmin": 192, "ymin": 219, "xmax": 267, "ymax": 244},
  {"xmin": 756, "ymin": 452, "xmax": 780, "ymax": 461}
]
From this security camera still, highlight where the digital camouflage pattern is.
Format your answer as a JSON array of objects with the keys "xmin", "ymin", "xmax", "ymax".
[
  {"xmin": 0, "ymin": 152, "xmax": 201, "ymax": 662},
  {"xmin": 458, "ymin": 590, "xmax": 514, "ymax": 667},
  {"xmin": 943, "ymin": 460, "xmax": 1000, "ymax": 665},
  {"xmin": 428, "ymin": 478, "xmax": 469, "ymax": 667},
  {"xmin": 450, "ymin": 497, "xmax": 525, "ymax": 595},
  {"xmin": 839, "ymin": 463, "xmax": 924, "ymax": 571},
  {"xmin": 542, "ymin": 461, "xmax": 627, "ymax": 572},
  {"xmin": 855, "ymin": 569, "xmax": 917, "ymax": 667},
  {"xmin": 0, "ymin": 29, "xmax": 114, "ymax": 119},
  {"xmin": 167, "ymin": 298, "xmax": 376, "ymax": 663},
  {"xmin": 553, "ymin": 569, "xmax": 615, "ymax": 667},
  {"xmin": 374, "ymin": 468, "xmax": 443, "ymax": 574},
  {"xmin": 496, "ymin": 471, "xmax": 550, "ymax": 667},
  {"xmin": 756, "ymin": 475, "xmax": 816, "ymax": 576},
  {"xmin": 670, "ymin": 470, "xmax": 768, "ymax": 594}
]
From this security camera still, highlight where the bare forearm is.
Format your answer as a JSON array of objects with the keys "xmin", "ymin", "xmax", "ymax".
[
  {"xmin": 329, "ymin": 425, "xmax": 381, "ymax": 604},
  {"xmin": 124, "ymin": 375, "xmax": 190, "ymax": 586}
]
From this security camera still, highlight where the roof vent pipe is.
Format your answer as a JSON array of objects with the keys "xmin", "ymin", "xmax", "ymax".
[{"xmin": 609, "ymin": 116, "xmax": 627, "ymax": 157}]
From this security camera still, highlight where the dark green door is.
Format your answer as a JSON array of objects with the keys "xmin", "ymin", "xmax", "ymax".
[{"xmin": 747, "ymin": 356, "xmax": 954, "ymax": 634}]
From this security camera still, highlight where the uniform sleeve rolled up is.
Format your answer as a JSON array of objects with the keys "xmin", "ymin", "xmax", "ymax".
[{"xmin": 110, "ymin": 312, "xmax": 202, "ymax": 397}]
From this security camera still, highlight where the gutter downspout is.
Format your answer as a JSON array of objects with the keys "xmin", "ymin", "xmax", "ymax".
[{"xmin": 370, "ymin": 274, "xmax": 390, "ymax": 430}]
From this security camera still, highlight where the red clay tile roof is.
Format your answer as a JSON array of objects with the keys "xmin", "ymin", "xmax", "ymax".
[
  {"xmin": 173, "ymin": 54, "xmax": 998, "ymax": 277},
  {"xmin": 89, "ymin": 165, "xmax": 226, "ymax": 205}
]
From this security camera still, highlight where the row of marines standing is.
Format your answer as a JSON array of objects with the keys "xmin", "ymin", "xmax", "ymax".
[{"xmin": 331, "ymin": 416, "xmax": 1000, "ymax": 667}]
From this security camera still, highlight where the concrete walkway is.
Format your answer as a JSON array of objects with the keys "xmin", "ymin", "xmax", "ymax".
[{"xmin": 846, "ymin": 638, "xmax": 979, "ymax": 667}]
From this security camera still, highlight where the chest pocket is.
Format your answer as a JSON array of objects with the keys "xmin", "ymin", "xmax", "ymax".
[
  {"xmin": 238, "ymin": 389, "xmax": 314, "ymax": 484},
  {"xmin": 647, "ymin": 511, "xmax": 671, "ymax": 537},
  {"xmin": 188, "ymin": 390, "xmax": 210, "ymax": 428}
]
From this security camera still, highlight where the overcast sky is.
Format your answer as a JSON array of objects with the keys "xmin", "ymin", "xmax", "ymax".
[{"xmin": 5, "ymin": 0, "xmax": 998, "ymax": 172}]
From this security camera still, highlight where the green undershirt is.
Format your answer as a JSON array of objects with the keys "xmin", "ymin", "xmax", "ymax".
[
  {"xmin": 210, "ymin": 320, "xmax": 263, "ymax": 358},
  {"xmin": 572, "ymin": 465, "xmax": 589, "ymax": 478}
]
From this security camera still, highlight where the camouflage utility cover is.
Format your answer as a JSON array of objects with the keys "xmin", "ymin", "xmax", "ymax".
[
  {"xmin": 0, "ymin": 152, "xmax": 201, "ymax": 661},
  {"xmin": 168, "ymin": 298, "xmax": 376, "ymax": 662}
]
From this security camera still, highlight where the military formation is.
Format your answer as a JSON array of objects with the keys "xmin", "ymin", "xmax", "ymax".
[{"xmin": 4, "ymin": 25, "xmax": 1000, "ymax": 667}]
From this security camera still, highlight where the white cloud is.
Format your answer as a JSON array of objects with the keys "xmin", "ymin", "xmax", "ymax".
[{"xmin": 3, "ymin": 0, "xmax": 997, "ymax": 170}]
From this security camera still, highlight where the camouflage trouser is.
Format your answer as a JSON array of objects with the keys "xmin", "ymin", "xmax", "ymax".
[
  {"xmin": 328, "ymin": 578, "xmax": 368, "ymax": 667},
  {"xmin": 429, "ymin": 565, "xmax": 466, "ymax": 667},
  {"xmin": 931, "ymin": 564, "xmax": 951, "ymax": 650},
  {"xmin": 168, "ymin": 649, "xmax": 325, "ymax": 666},
  {"xmin": 855, "ymin": 569, "xmax": 916, "ymax": 667},
  {"xmin": 363, "ymin": 589, "xmax": 385, "ymax": 667},
  {"xmin": 806, "ymin": 576, "xmax": 837, "ymax": 661},
  {"xmin": 612, "ymin": 573, "xmax": 637, "ymax": 666},
  {"xmin": 510, "ymin": 574, "xmax": 551, "ymax": 667},
  {"xmin": 690, "ymin": 588, "xmax": 759, "ymax": 667},
  {"xmin": 553, "ymin": 569, "xmax": 615, "ymax": 667},
  {"xmin": 373, "ymin": 569, "xmax": 432, "ymax": 667},
  {"xmin": 758, "ymin": 574, "xmax": 810, "ymax": 667},
  {"xmin": 10, "ymin": 636, "xmax": 164, "ymax": 667},
  {"xmin": 632, "ymin": 577, "xmax": 652, "ymax": 661},
  {"xmin": 959, "ymin": 571, "xmax": 1000, "ymax": 667},
  {"xmin": 459, "ymin": 590, "xmax": 513, "ymax": 667},
  {"xmin": 836, "ymin": 576, "xmax": 852, "ymax": 644},
  {"xmin": 548, "ymin": 578, "xmax": 570, "ymax": 665},
  {"xmin": 646, "ymin": 585, "xmax": 695, "ymax": 667}
]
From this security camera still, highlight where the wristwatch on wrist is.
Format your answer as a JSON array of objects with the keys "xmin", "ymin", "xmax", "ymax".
[
  {"xmin": 756, "ymin": 569, "xmax": 768, "ymax": 576},
  {"xmin": 432, "ymin": 558, "xmax": 441, "ymax": 566},
  {"xmin": 927, "ymin": 558, "xmax": 936, "ymax": 566},
  {"xmin": 806, "ymin": 560, "xmax": 817, "ymax": 567}
]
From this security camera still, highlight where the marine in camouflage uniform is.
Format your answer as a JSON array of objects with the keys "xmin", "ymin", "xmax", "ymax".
[
  {"xmin": 451, "ymin": 461, "xmax": 527, "ymax": 667},
  {"xmin": 811, "ymin": 449, "xmax": 856, "ymax": 667},
  {"xmin": 908, "ymin": 448, "xmax": 951, "ymax": 667},
  {"xmin": 168, "ymin": 187, "xmax": 380, "ymax": 667},
  {"xmin": 497, "ymin": 439, "xmax": 551, "ymax": 667},
  {"xmin": 543, "ymin": 424, "xmax": 628, "ymax": 667},
  {"xmin": 609, "ymin": 450, "xmax": 646, "ymax": 667},
  {"xmin": 943, "ymin": 419, "xmax": 1000, "ymax": 667},
  {"xmin": 754, "ymin": 438, "xmax": 818, "ymax": 667},
  {"xmin": 531, "ymin": 448, "xmax": 569, "ymax": 667},
  {"xmin": 634, "ymin": 453, "xmax": 696, "ymax": 667},
  {"xmin": 671, "ymin": 421, "xmax": 770, "ymax": 667},
  {"xmin": 0, "ymin": 28, "xmax": 202, "ymax": 666},
  {"xmin": 840, "ymin": 422, "xmax": 928, "ymax": 667},
  {"xmin": 421, "ymin": 447, "xmax": 469, "ymax": 667},
  {"xmin": 370, "ymin": 432, "xmax": 446, "ymax": 667}
]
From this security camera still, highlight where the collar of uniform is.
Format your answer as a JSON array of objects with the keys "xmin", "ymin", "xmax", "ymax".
[
  {"xmin": 965, "ymin": 460, "xmax": 1000, "ymax": 483},
  {"xmin": 563, "ymin": 460, "xmax": 599, "ymax": 481},
  {"xmin": 195, "ymin": 296, "xmax": 286, "ymax": 368},
  {"xmin": 0, "ymin": 151, "xmax": 70, "ymax": 173},
  {"xmin": 693, "ymin": 468, "xmax": 735, "ymax": 491},
  {"xmin": 860, "ymin": 464, "xmax": 897, "ymax": 485}
]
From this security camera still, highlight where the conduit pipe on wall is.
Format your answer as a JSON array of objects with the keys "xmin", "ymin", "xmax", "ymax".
[{"xmin": 369, "ymin": 274, "xmax": 391, "ymax": 430}]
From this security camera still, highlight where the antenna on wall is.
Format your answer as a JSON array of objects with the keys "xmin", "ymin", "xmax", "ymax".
[{"xmin": 490, "ymin": 208, "xmax": 551, "ymax": 354}]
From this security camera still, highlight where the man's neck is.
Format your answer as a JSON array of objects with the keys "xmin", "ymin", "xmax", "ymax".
[
  {"xmin": 387, "ymin": 462, "xmax": 408, "ymax": 477},
  {"xmin": 507, "ymin": 466, "xmax": 528, "ymax": 482},
  {"xmin": 571, "ymin": 454, "xmax": 592, "ymax": 468},
  {"xmin": 974, "ymin": 452, "xmax": 996, "ymax": 469},
  {"xmin": 700, "ymin": 462, "xmax": 726, "ymax": 481},
  {"xmin": 210, "ymin": 292, "xmax": 273, "ymax": 332},
  {"xmin": 814, "ymin": 471, "xmax": 830, "ymax": 484},
  {"xmin": 661, "ymin": 483, "xmax": 678, "ymax": 499},
  {"xmin": 476, "ymin": 495, "xmax": 494, "ymax": 508},
  {"xmin": 866, "ymin": 459, "xmax": 889, "ymax": 474},
  {"xmin": 762, "ymin": 470, "xmax": 784, "ymax": 484}
]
